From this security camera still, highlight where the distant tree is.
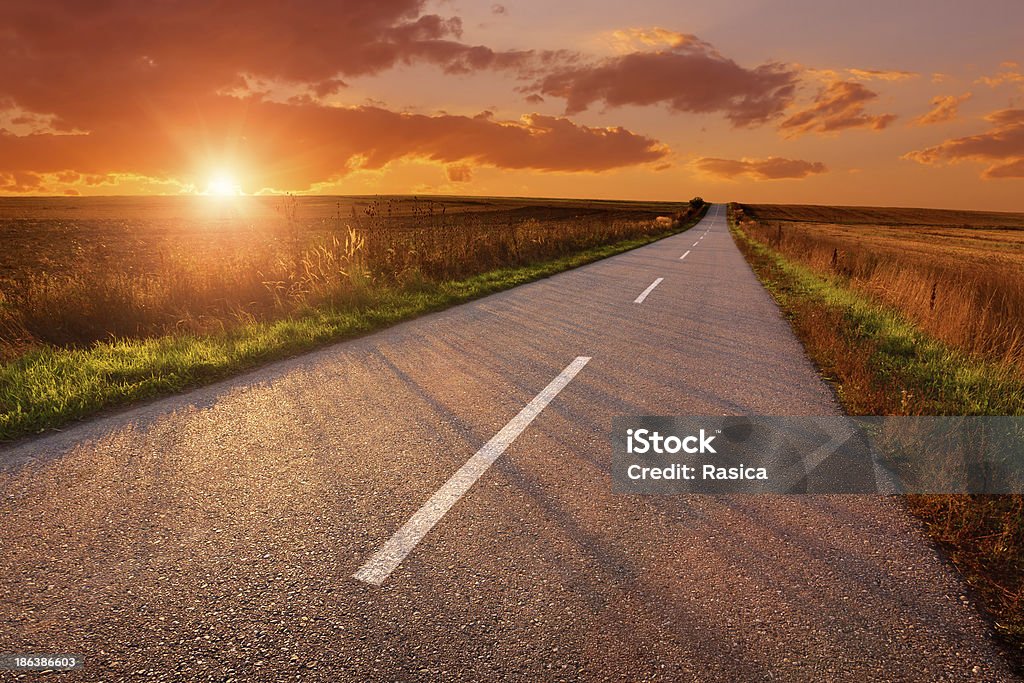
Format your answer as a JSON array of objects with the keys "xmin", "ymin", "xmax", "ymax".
[{"xmin": 689, "ymin": 196, "xmax": 705, "ymax": 209}]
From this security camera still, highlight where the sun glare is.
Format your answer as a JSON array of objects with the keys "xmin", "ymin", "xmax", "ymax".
[{"xmin": 204, "ymin": 173, "xmax": 242, "ymax": 196}]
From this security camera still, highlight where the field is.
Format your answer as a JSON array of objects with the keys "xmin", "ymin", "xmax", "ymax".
[
  {"xmin": 738, "ymin": 204, "xmax": 1024, "ymax": 375},
  {"xmin": 0, "ymin": 194, "xmax": 704, "ymax": 439},
  {"xmin": 730, "ymin": 203, "xmax": 1024, "ymax": 660},
  {"xmin": 0, "ymin": 195, "xmax": 697, "ymax": 359}
]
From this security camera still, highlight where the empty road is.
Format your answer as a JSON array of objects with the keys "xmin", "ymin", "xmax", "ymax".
[{"xmin": 0, "ymin": 206, "xmax": 1015, "ymax": 681}]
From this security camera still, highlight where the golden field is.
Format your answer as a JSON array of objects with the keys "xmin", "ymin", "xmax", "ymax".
[
  {"xmin": 736, "ymin": 203, "xmax": 1024, "ymax": 372},
  {"xmin": 0, "ymin": 195, "xmax": 696, "ymax": 361}
]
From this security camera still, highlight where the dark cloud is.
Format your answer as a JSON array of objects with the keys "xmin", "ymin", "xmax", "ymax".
[
  {"xmin": 695, "ymin": 156, "xmax": 828, "ymax": 180},
  {"xmin": 0, "ymin": 0, "xmax": 548, "ymax": 132},
  {"xmin": 530, "ymin": 35, "xmax": 798, "ymax": 126},
  {"xmin": 312, "ymin": 79, "xmax": 349, "ymax": 98},
  {"xmin": 986, "ymin": 158, "xmax": 1024, "ymax": 178},
  {"xmin": 904, "ymin": 108, "xmax": 1024, "ymax": 178},
  {"xmin": 780, "ymin": 81, "xmax": 896, "ymax": 136}
]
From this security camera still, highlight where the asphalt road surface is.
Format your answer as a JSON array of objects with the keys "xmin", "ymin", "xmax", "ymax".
[{"xmin": 1, "ymin": 206, "xmax": 1016, "ymax": 681}]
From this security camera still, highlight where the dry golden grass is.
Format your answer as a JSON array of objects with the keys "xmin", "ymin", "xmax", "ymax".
[
  {"xmin": 738, "ymin": 203, "xmax": 1024, "ymax": 371},
  {"xmin": 0, "ymin": 195, "xmax": 697, "ymax": 361}
]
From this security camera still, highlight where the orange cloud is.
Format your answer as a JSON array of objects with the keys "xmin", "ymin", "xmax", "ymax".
[
  {"xmin": 607, "ymin": 28, "xmax": 697, "ymax": 53},
  {"xmin": 0, "ymin": 170, "xmax": 188, "ymax": 194},
  {"xmin": 0, "ymin": 1, "xmax": 669, "ymax": 192},
  {"xmin": 0, "ymin": 101, "xmax": 669, "ymax": 192},
  {"xmin": 694, "ymin": 156, "xmax": 827, "ymax": 180},
  {"xmin": 780, "ymin": 81, "xmax": 896, "ymax": 136},
  {"xmin": 846, "ymin": 68, "xmax": 918, "ymax": 82},
  {"xmin": 976, "ymin": 63, "xmax": 1024, "ymax": 89},
  {"xmin": 0, "ymin": 171, "xmax": 46, "ymax": 192},
  {"xmin": 904, "ymin": 108, "xmax": 1024, "ymax": 178},
  {"xmin": 446, "ymin": 164, "xmax": 473, "ymax": 182},
  {"xmin": 805, "ymin": 68, "xmax": 918, "ymax": 84},
  {"xmin": 531, "ymin": 36, "xmax": 798, "ymax": 126},
  {"xmin": 985, "ymin": 159, "xmax": 1024, "ymax": 178},
  {"xmin": 913, "ymin": 93, "xmax": 971, "ymax": 126},
  {"xmin": 0, "ymin": 0, "xmax": 560, "ymax": 136}
]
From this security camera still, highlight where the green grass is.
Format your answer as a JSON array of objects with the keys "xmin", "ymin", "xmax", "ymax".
[
  {"xmin": 0, "ymin": 214, "xmax": 703, "ymax": 442},
  {"xmin": 731, "ymin": 220, "xmax": 1024, "ymax": 416}
]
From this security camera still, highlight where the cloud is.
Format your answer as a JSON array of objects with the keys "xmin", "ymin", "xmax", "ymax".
[
  {"xmin": 806, "ymin": 68, "xmax": 921, "ymax": 86},
  {"xmin": 0, "ymin": 171, "xmax": 46, "ymax": 192},
  {"xmin": 446, "ymin": 164, "xmax": 473, "ymax": 182},
  {"xmin": 606, "ymin": 28, "xmax": 695, "ymax": 53},
  {"xmin": 985, "ymin": 158, "xmax": 1024, "ymax": 178},
  {"xmin": 694, "ymin": 156, "xmax": 827, "ymax": 180},
  {"xmin": 976, "ymin": 63, "xmax": 1024, "ymax": 89},
  {"xmin": 912, "ymin": 93, "xmax": 971, "ymax": 126},
  {"xmin": 846, "ymin": 68, "xmax": 918, "ymax": 82},
  {"xmin": 312, "ymin": 79, "xmax": 349, "ymax": 97},
  {"xmin": 806, "ymin": 68, "xmax": 918, "ymax": 83},
  {"xmin": 903, "ymin": 108, "xmax": 1024, "ymax": 178},
  {"xmin": 1, "ymin": 0, "xmax": 667, "ymax": 192},
  {"xmin": 0, "ymin": 99, "xmax": 669, "ymax": 192},
  {"xmin": 0, "ymin": 0, "xmax": 558, "ymax": 134},
  {"xmin": 530, "ymin": 32, "xmax": 798, "ymax": 126},
  {"xmin": 780, "ymin": 81, "xmax": 896, "ymax": 136}
]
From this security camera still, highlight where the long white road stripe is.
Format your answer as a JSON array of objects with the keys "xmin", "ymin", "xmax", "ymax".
[
  {"xmin": 692, "ymin": 241, "xmax": 699, "ymax": 247},
  {"xmin": 634, "ymin": 277, "xmax": 664, "ymax": 304},
  {"xmin": 679, "ymin": 250, "xmax": 691, "ymax": 260},
  {"xmin": 353, "ymin": 356, "xmax": 591, "ymax": 586}
]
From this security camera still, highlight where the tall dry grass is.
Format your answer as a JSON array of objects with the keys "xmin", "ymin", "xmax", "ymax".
[
  {"xmin": 733, "ymin": 205, "xmax": 1024, "ymax": 371},
  {"xmin": 0, "ymin": 197, "xmax": 697, "ymax": 359}
]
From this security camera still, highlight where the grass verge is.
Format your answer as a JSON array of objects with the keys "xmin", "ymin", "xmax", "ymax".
[
  {"xmin": 0, "ymin": 210, "xmax": 704, "ymax": 443},
  {"xmin": 729, "ymin": 209, "xmax": 1024, "ymax": 664}
]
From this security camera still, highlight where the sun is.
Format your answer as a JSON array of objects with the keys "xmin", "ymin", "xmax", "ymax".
[{"xmin": 204, "ymin": 172, "xmax": 242, "ymax": 196}]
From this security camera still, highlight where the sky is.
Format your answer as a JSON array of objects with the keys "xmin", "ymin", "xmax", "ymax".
[{"xmin": 1, "ymin": 0, "xmax": 1022, "ymax": 209}]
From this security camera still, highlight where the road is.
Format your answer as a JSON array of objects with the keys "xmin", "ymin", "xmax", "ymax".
[{"xmin": 0, "ymin": 205, "xmax": 1015, "ymax": 681}]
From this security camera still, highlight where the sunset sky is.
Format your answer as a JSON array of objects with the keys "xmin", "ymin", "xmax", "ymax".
[{"xmin": 1, "ymin": 0, "xmax": 1023, "ymax": 208}]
